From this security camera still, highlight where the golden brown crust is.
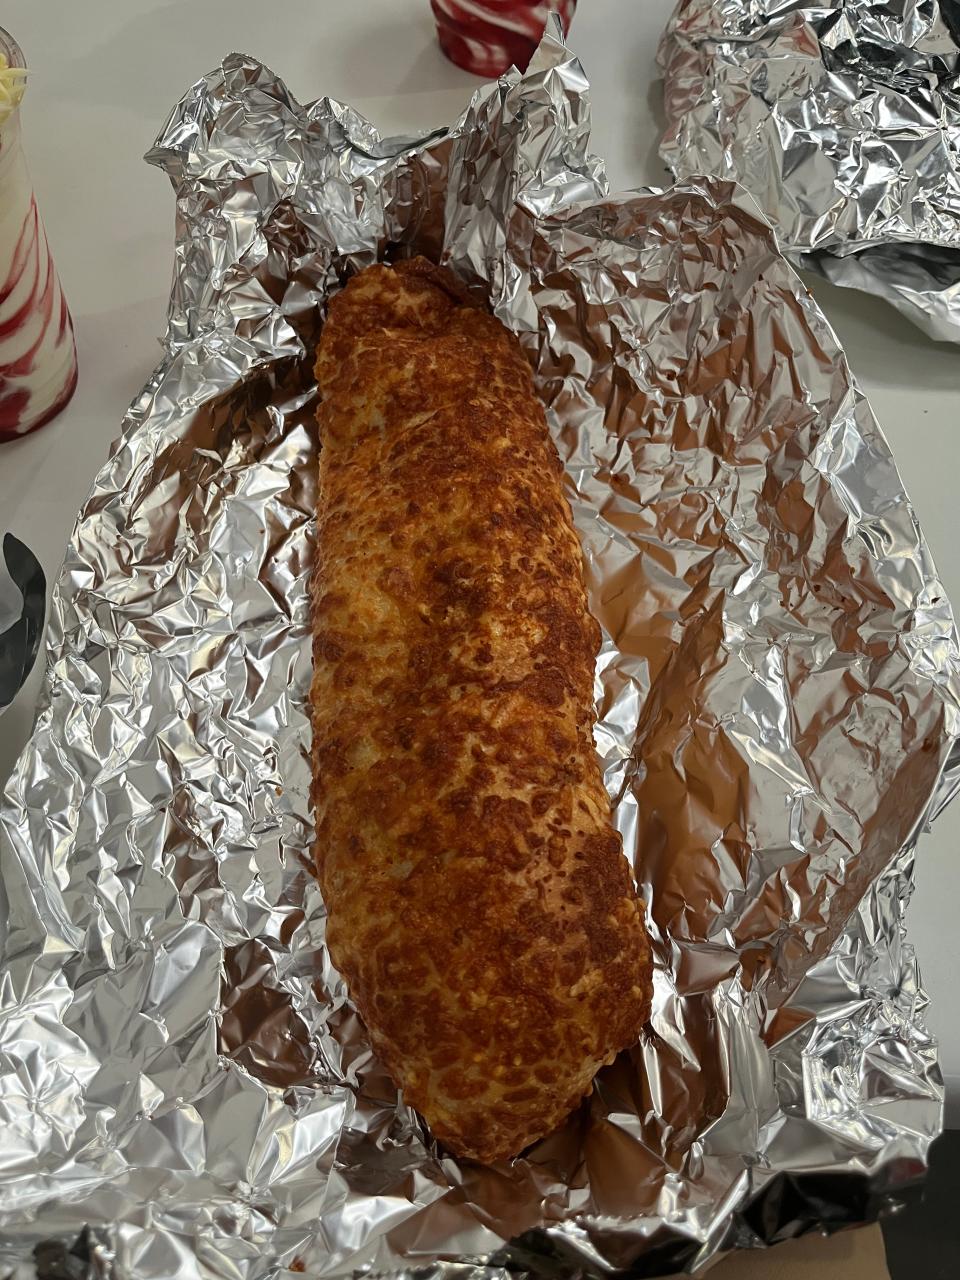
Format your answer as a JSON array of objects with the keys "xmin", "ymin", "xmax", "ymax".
[{"xmin": 311, "ymin": 258, "xmax": 652, "ymax": 1163}]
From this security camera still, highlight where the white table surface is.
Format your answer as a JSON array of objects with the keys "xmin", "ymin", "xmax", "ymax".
[{"xmin": 1, "ymin": 0, "xmax": 958, "ymax": 1118}]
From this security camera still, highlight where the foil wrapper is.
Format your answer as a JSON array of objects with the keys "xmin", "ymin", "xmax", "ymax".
[
  {"xmin": 659, "ymin": 0, "xmax": 960, "ymax": 342},
  {"xmin": 2, "ymin": 26, "xmax": 960, "ymax": 1280}
]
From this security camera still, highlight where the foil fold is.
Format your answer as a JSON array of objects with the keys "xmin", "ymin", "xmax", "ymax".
[
  {"xmin": 2, "ymin": 27, "xmax": 959, "ymax": 1280},
  {"xmin": 659, "ymin": 0, "xmax": 960, "ymax": 341}
]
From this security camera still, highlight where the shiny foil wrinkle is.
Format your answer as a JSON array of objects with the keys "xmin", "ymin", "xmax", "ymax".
[
  {"xmin": 659, "ymin": 0, "xmax": 960, "ymax": 341},
  {"xmin": 1, "ymin": 25, "xmax": 959, "ymax": 1280}
]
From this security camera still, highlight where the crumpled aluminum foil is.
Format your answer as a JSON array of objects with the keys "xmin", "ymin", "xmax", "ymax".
[
  {"xmin": 1, "ymin": 26, "xmax": 959, "ymax": 1280},
  {"xmin": 659, "ymin": 0, "xmax": 960, "ymax": 342}
]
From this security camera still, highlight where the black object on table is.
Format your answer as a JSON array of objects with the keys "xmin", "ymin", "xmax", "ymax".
[
  {"xmin": 0, "ymin": 531, "xmax": 45, "ymax": 712},
  {"xmin": 883, "ymin": 1130, "xmax": 960, "ymax": 1279}
]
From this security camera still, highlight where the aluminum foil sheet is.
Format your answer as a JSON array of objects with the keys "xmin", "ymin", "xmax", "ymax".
[
  {"xmin": 2, "ymin": 26, "xmax": 960, "ymax": 1280},
  {"xmin": 659, "ymin": 0, "xmax": 960, "ymax": 342}
]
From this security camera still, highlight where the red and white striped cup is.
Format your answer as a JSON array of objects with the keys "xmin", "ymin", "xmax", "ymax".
[
  {"xmin": 431, "ymin": 0, "xmax": 577, "ymax": 78},
  {"xmin": 0, "ymin": 27, "xmax": 77, "ymax": 443}
]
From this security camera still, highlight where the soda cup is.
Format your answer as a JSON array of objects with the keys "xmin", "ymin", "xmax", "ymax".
[
  {"xmin": 0, "ymin": 27, "xmax": 78, "ymax": 442},
  {"xmin": 432, "ymin": 0, "xmax": 577, "ymax": 78}
]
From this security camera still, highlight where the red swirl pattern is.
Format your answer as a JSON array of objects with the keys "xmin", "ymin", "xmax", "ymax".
[
  {"xmin": 431, "ymin": 0, "xmax": 577, "ymax": 77},
  {"xmin": 0, "ymin": 191, "xmax": 77, "ymax": 442}
]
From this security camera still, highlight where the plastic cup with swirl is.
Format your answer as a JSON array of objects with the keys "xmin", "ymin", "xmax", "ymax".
[
  {"xmin": 431, "ymin": 0, "xmax": 577, "ymax": 77},
  {"xmin": 0, "ymin": 26, "xmax": 77, "ymax": 443}
]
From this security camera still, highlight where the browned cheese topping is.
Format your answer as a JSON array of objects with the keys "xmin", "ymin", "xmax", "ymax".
[{"xmin": 311, "ymin": 258, "xmax": 652, "ymax": 1162}]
